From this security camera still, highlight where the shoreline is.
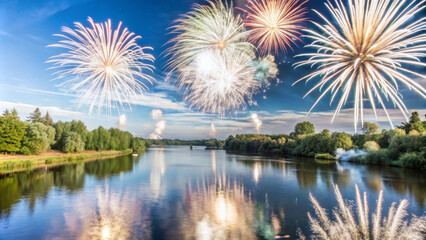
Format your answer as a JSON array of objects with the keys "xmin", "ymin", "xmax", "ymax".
[{"xmin": 0, "ymin": 150, "xmax": 133, "ymax": 175}]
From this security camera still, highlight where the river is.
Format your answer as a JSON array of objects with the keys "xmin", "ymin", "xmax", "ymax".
[{"xmin": 0, "ymin": 146, "xmax": 424, "ymax": 239}]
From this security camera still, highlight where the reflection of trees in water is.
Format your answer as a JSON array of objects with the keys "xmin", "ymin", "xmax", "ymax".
[
  {"xmin": 233, "ymin": 157, "xmax": 351, "ymax": 191},
  {"xmin": 57, "ymin": 184, "xmax": 151, "ymax": 239},
  {"xmin": 53, "ymin": 163, "xmax": 85, "ymax": 193},
  {"xmin": 0, "ymin": 156, "xmax": 139, "ymax": 219},
  {"xmin": 363, "ymin": 167, "xmax": 426, "ymax": 207},
  {"xmin": 0, "ymin": 170, "xmax": 53, "ymax": 217},
  {"xmin": 85, "ymin": 155, "xmax": 138, "ymax": 179}
]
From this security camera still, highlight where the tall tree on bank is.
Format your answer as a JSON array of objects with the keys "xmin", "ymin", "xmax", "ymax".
[
  {"xmin": 27, "ymin": 107, "xmax": 43, "ymax": 123},
  {"xmin": 43, "ymin": 112, "xmax": 54, "ymax": 126},
  {"xmin": 294, "ymin": 121, "xmax": 315, "ymax": 136},
  {"xmin": 362, "ymin": 122, "xmax": 380, "ymax": 135},
  {"xmin": 399, "ymin": 112, "xmax": 425, "ymax": 134},
  {"xmin": 0, "ymin": 110, "xmax": 25, "ymax": 154}
]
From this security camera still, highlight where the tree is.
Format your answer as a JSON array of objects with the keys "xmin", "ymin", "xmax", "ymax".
[
  {"xmin": 332, "ymin": 132, "xmax": 353, "ymax": 150},
  {"xmin": 0, "ymin": 111, "xmax": 26, "ymax": 154},
  {"xmin": 361, "ymin": 122, "xmax": 380, "ymax": 134},
  {"xmin": 399, "ymin": 112, "xmax": 425, "ymax": 134},
  {"xmin": 294, "ymin": 121, "xmax": 315, "ymax": 136},
  {"xmin": 91, "ymin": 126, "xmax": 111, "ymax": 151},
  {"xmin": 52, "ymin": 121, "xmax": 71, "ymax": 150},
  {"xmin": 131, "ymin": 137, "xmax": 146, "ymax": 153},
  {"xmin": 21, "ymin": 122, "xmax": 56, "ymax": 155},
  {"xmin": 70, "ymin": 120, "xmax": 88, "ymax": 141},
  {"xmin": 27, "ymin": 108, "xmax": 43, "ymax": 123},
  {"xmin": 62, "ymin": 132, "xmax": 85, "ymax": 153},
  {"xmin": 42, "ymin": 112, "xmax": 53, "ymax": 126}
]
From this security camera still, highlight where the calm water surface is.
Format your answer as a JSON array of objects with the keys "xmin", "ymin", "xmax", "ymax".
[{"xmin": 0, "ymin": 146, "xmax": 425, "ymax": 239}]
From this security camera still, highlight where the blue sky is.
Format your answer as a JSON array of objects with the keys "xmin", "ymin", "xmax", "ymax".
[{"xmin": 0, "ymin": 0, "xmax": 425, "ymax": 139}]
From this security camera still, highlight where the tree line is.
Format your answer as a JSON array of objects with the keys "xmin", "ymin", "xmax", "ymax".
[
  {"xmin": 144, "ymin": 138, "xmax": 223, "ymax": 148},
  {"xmin": 0, "ymin": 108, "xmax": 146, "ymax": 155},
  {"xmin": 224, "ymin": 112, "xmax": 426, "ymax": 169}
]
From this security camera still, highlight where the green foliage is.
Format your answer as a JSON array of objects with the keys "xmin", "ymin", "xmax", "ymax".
[
  {"xmin": 363, "ymin": 141, "xmax": 380, "ymax": 152},
  {"xmin": 294, "ymin": 121, "xmax": 315, "ymax": 136},
  {"xmin": 332, "ymin": 132, "xmax": 353, "ymax": 150},
  {"xmin": 361, "ymin": 122, "xmax": 380, "ymax": 134},
  {"xmin": 359, "ymin": 134, "xmax": 426, "ymax": 169},
  {"xmin": 205, "ymin": 139, "xmax": 224, "ymax": 149},
  {"xmin": 315, "ymin": 153, "xmax": 336, "ymax": 160},
  {"xmin": 21, "ymin": 122, "xmax": 55, "ymax": 155},
  {"xmin": 27, "ymin": 107, "xmax": 43, "ymax": 123},
  {"xmin": 359, "ymin": 149, "xmax": 391, "ymax": 165},
  {"xmin": 378, "ymin": 129, "xmax": 405, "ymax": 148},
  {"xmin": 398, "ymin": 112, "xmax": 425, "ymax": 134},
  {"xmin": 398, "ymin": 152, "xmax": 425, "ymax": 170},
  {"xmin": 131, "ymin": 138, "xmax": 146, "ymax": 153},
  {"xmin": 62, "ymin": 132, "xmax": 85, "ymax": 153},
  {"xmin": 91, "ymin": 126, "xmax": 111, "ymax": 151},
  {"xmin": 42, "ymin": 112, "xmax": 53, "ymax": 126},
  {"xmin": 0, "ymin": 110, "xmax": 26, "ymax": 153}
]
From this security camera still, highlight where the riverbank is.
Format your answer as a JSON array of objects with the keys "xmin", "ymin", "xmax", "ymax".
[{"xmin": 0, "ymin": 150, "xmax": 133, "ymax": 174}]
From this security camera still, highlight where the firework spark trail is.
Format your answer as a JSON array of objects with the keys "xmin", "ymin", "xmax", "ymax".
[
  {"xmin": 116, "ymin": 114, "xmax": 127, "ymax": 128},
  {"xmin": 245, "ymin": 0, "xmax": 309, "ymax": 54},
  {"xmin": 251, "ymin": 113, "xmax": 262, "ymax": 133},
  {"xmin": 209, "ymin": 123, "xmax": 217, "ymax": 137},
  {"xmin": 166, "ymin": 0, "xmax": 260, "ymax": 115},
  {"xmin": 294, "ymin": 0, "xmax": 426, "ymax": 131},
  {"xmin": 48, "ymin": 17, "xmax": 155, "ymax": 114},
  {"xmin": 149, "ymin": 110, "xmax": 165, "ymax": 140}
]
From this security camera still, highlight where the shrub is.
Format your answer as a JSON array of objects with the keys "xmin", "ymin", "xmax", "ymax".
[
  {"xmin": 363, "ymin": 141, "xmax": 381, "ymax": 152},
  {"xmin": 362, "ymin": 149, "xmax": 391, "ymax": 165},
  {"xmin": 315, "ymin": 153, "xmax": 336, "ymax": 160},
  {"xmin": 398, "ymin": 152, "xmax": 425, "ymax": 169}
]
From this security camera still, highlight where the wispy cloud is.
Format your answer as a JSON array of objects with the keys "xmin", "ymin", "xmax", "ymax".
[
  {"xmin": 1, "ymin": 85, "xmax": 186, "ymax": 111},
  {"xmin": 0, "ymin": 101, "xmax": 83, "ymax": 119}
]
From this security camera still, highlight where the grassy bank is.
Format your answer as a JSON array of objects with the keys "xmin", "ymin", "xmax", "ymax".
[{"xmin": 0, "ymin": 150, "xmax": 133, "ymax": 174}]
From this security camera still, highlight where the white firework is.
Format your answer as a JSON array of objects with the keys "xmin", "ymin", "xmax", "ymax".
[
  {"xmin": 48, "ymin": 17, "xmax": 155, "ymax": 114},
  {"xmin": 294, "ymin": 0, "xmax": 426, "ymax": 131},
  {"xmin": 166, "ymin": 0, "xmax": 259, "ymax": 115},
  {"xmin": 184, "ymin": 49, "xmax": 260, "ymax": 114}
]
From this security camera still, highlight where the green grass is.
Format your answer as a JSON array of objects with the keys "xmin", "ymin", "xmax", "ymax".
[{"xmin": 0, "ymin": 150, "xmax": 133, "ymax": 174}]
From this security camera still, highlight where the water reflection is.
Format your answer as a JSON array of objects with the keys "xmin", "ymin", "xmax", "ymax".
[
  {"xmin": 179, "ymin": 176, "xmax": 256, "ymax": 239},
  {"xmin": 59, "ymin": 184, "xmax": 151, "ymax": 239},
  {"xmin": 362, "ymin": 167, "xmax": 426, "ymax": 206},
  {"xmin": 150, "ymin": 148, "xmax": 166, "ymax": 200},
  {"xmin": 85, "ymin": 155, "xmax": 138, "ymax": 179},
  {"xmin": 0, "ymin": 155, "xmax": 138, "ymax": 218},
  {"xmin": 0, "ymin": 147, "xmax": 424, "ymax": 239},
  {"xmin": 232, "ymin": 155, "xmax": 425, "ymax": 206}
]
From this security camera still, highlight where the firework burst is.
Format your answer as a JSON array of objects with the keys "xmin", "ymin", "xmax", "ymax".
[
  {"xmin": 294, "ymin": 0, "xmax": 426, "ymax": 131},
  {"xmin": 245, "ymin": 0, "xmax": 309, "ymax": 54},
  {"xmin": 166, "ymin": 0, "xmax": 259, "ymax": 115},
  {"xmin": 48, "ymin": 17, "xmax": 155, "ymax": 114},
  {"xmin": 184, "ymin": 49, "xmax": 259, "ymax": 114}
]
